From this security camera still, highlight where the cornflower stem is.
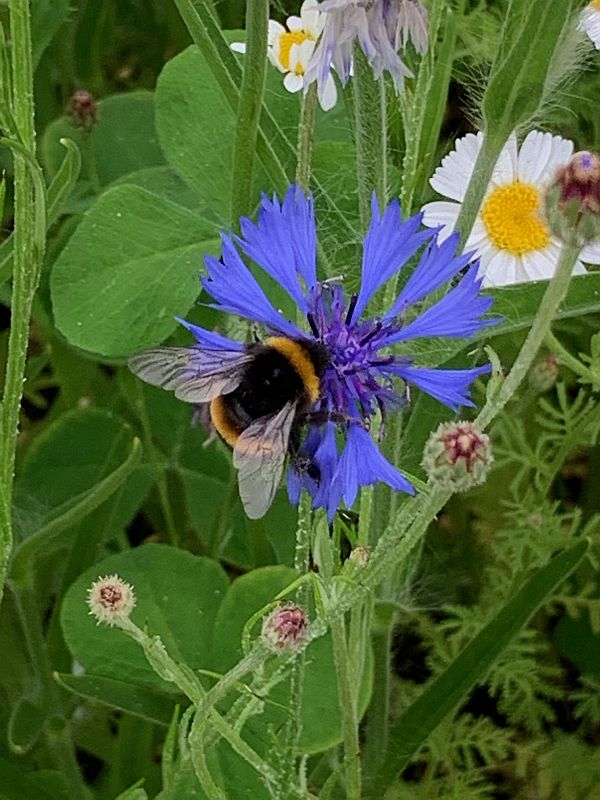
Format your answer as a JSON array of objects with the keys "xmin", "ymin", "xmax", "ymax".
[
  {"xmin": 477, "ymin": 242, "xmax": 581, "ymax": 429},
  {"xmin": 454, "ymin": 128, "xmax": 509, "ymax": 247},
  {"xmin": 296, "ymin": 83, "xmax": 318, "ymax": 193},
  {"xmin": 330, "ymin": 616, "xmax": 362, "ymax": 800},
  {"xmin": 545, "ymin": 329, "xmax": 596, "ymax": 384},
  {"xmin": 0, "ymin": 0, "xmax": 45, "ymax": 604},
  {"xmin": 362, "ymin": 622, "xmax": 392, "ymax": 798},
  {"xmin": 230, "ymin": 0, "xmax": 268, "ymax": 224},
  {"xmin": 353, "ymin": 45, "xmax": 388, "ymax": 229}
]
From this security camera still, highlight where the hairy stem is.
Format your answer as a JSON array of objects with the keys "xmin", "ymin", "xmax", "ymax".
[
  {"xmin": 545, "ymin": 329, "xmax": 596, "ymax": 384},
  {"xmin": 296, "ymin": 84, "xmax": 318, "ymax": 193},
  {"xmin": 330, "ymin": 617, "xmax": 362, "ymax": 800}
]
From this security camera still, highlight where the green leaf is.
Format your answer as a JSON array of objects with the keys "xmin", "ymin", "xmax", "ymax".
[
  {"xmin": 111, "ymin": 166, "xmax": 203, "ymax": 210},
  {"xmin": 0, "ymin": 760, "xmax": 69, "ymax": 800},
  {"xmin": 54, "ymin": 672, "xmax": 182, "ymax": 726},
  {"xmin": 31, "ymin": 0, "xmax": 71, "ymax": 69},
  {"xmin": 212, "ymin": 566, "xmax": 373, "ymax": 753},
  {"xmin": 379, "ymin": 540, "xmax": 588, "ymax": 786},
  {"xmin": 50, "ymin": 184, "xmax": 219, "ymax": 357},
  {"xmin": 61, "ymin": 544, "xmax": 229, "ymax": 692},
  {"xmin": 7, "ymin": 699, "xmax": 47, "ymax": 755}
]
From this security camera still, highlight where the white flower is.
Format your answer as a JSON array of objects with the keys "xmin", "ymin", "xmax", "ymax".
[
  {"xmin": 87, "ymin": 574, "xmax": 136, "ymax": 627},
  {"xmin": 232, "ymin": 0, "xmax": 337, "ymax": 110},
  {"xmin": 422, "ymin": 131, "xmax": 600, "ymax": 287},
  {"xmin": 579, "ymin": 1, "xmax": 600, "ymax": 49}
]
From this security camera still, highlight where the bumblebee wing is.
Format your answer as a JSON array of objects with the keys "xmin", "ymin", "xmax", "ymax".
[
  {"xmin": 233, "ymin": 401, "xmax": 297, "ymax": 519},
  {"xmin": 128, "ymin": 347, "xmax": 252, "ymax": 403}
]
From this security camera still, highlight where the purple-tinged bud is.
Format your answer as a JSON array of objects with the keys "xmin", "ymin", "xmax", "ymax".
[
  {"xmin": 68, "ymin": 90, "xmax": 99, "ymax": 132},
  {"xmin": 422, "ymin": 421, "xmax": 493, "ymax": 493},
  {"xmin": 529, "ymin": 355, "xmax": 559, "ymax": 393},
  {"xmin": 261, "ymin": 604, "xmax": 309, "ymax": 653},
  {"xmin": 545, "ymin": 151, "xmax": 600, "ymax": 246},
  {"xmin": 348, "ymin": 546, "xmax": 370, "ymax": 568},
  {"xmin": 87, "ymin": 574, "xmax": 136, "ymax": 626}
]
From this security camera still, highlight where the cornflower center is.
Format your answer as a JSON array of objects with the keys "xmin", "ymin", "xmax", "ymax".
[
  {"xmin": 278, "ymin": 30, "xmax": 314, "ymax": 72},
  {"xmin": 481, "ymin": 182, "xmax": 550, "ymax": 255}
]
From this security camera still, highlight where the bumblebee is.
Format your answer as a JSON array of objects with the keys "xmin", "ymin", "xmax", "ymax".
[{"xmin": 129, "ymin": 336, "xmax": 330, "ymax": 519}]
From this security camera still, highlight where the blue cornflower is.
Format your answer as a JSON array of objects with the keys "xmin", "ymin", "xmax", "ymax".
[{"xmin": 131, "ymin": 186, "xmax": 497, "ymax": 519}]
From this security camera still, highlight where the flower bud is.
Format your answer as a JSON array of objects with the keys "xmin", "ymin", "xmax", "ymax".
[
  {"xmin": 422, "ymin": 421, "xmax": 493, "ymax": 493},
  {"xmin": 68, "ymin": 90, "xmax": 98, "ymax": 132},
  {"xmin": 348, "ymin": 546, "xmax": 370, "ymax": 568},
  {"xmin": 87, "ymin": 574, "xmax": 136, "ymax": 626},
  {"xmin": 545, "ymin": 151, "xmax": 600, "ymax": 246},
  {"xmin": 529, "ymin": 355, "xmax": 559, "ymax": 392},
  {"xmin": 261, "ymin": 604, "xmax": 309, "ymax": 653}
]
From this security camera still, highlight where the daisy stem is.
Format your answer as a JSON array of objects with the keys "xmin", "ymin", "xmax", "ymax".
[
  {"xmin": 453, "ymin": 129, "xmax": 509, "ymax": 247},
  {"xmin": 477, "ymin": 242, "xmax": 581, "ymax": 429},
  {"xmin": 296, "ymin": 83, "xmax": 318, "ymax": 193},
  {"xmin": 0, "ymin": 0, "xmax": 45, "ymax": 605},
  {"xmin": 353, "ymin": 46, "xmax": 388, "ymax": 230},
  {"xmin": 230, "ymin": 0, "xmax": 269, "ymax": 224}
]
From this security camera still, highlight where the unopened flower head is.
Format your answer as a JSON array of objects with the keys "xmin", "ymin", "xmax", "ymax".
[
  {"xmin": 529, "ymin": 356, "xmax": 560, "ymax": 393},
  {"xmin": 68, "ymin": 89, "xmax": 98, "ymax": 132},
  {"xmin": 423, "ymin": 131, "xmax": 600, "ymax": 287},
  {"xmin": 262, "ymin": 604, "xmax": 309, "ymax": 652},
  {"xmin": 545, "ymin": 151, "xmax": 600, "ymax": 247},
  {"xmin": 579, "ymin": 2, "xmax": 600, "ymax": 49},
  {"xmin": 422, "ymin": 421, "xmax": 492, "ymax": 493},
  {"xmin": 87, "ymin": 574, "xmax": 136, "ymax": 626},
  {"xmin": 304, "ymin": 0, "xmax": 427, "ymax": 108},
  {"xmin": 348, "ymin": 545, "xmax": 370, "ymax": 567},
  {"xmin": 131, "ymin": 185, "xmax": 497, "ymax": 519}
]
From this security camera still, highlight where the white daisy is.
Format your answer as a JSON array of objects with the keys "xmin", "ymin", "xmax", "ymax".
[
  {"xmin": 232, "ymin": 1, "xmax": 337, "ymax": 110},
  {"xmin": 422, "ymin": 131, "xmax": 600, "ymax": 287},
  {"xmin": 579, "ymin": 1, "xmax": 600, "ymax": 49}
]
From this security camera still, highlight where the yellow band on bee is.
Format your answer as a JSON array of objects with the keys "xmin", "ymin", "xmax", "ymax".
[
  {"xmin": 210, "ymin": 396, "xmax": 241, "ymax": 447},
  {"xmin": 266, "ymin": 337, "xmax": 321, "ymax": 403}
]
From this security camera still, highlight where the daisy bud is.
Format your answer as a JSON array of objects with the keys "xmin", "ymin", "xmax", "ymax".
[
  {"xmin": 545, "ymin": 151, "xmax": 600, "ymax": 247},
  {"xmin": 422, "ymin": 421, "xmax": 493, "ymax": 493},
  {"xmin": 87, "ymin": 574, "xmax": 136, "ymax": 627},
  {"xmin": 529, "ymin": 355, "xmax": 559, "ymax": 393},
  {"xmin": 348, "ymin": 546, "xmax": 370, "ymax": 568},
  {"xmin": 261, "ymin": 604, "xmax": 309, "ymax": 653},
  {"xmin": 68, "ymin": 90, "xmax": 98, "ymax": 132}
]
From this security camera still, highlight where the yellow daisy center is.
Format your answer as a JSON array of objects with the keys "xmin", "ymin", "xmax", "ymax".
[
  {"xmin": 591, "ymin": 0, "xmax": 600, "ymax": 11},
  {"xmin": 278, "ymin": 30, "xmax": 314, "ymax": 73},
  {"xmin": 481, "ymin": 182, "xmax": 550, "ymax": 255}
]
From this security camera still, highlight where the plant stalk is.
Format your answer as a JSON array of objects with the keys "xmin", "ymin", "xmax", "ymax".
[
  {"xmin": 330, "ymin": 617, "xmax": 362, "ymax": 800},
  {"xmin": 296, "ymin": 84, "xmax": 318, "ymax": 193}
]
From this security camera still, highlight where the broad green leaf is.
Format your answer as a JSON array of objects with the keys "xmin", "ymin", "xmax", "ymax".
[
  {"xmin": 378, "ymin": 540, "xmax": 588, "ymax": 787},
  {"xmin": 54, "ymin": 672, "xmax": 181, "ymax": 726},
  {"xmin": 111, "ymin": 166, "xmax": 203, "ymax": 210},
  {"xmin": 31, "ymin": 0, "xmax": 71, "ymax": 69},
  {"xmin": 212, "ymin": 566, "xmax": 373, "ymax": 753},
  {"xmin": 61, "ymin": 544, "xmax": 229, "ymax": 692},
  {"xmin": 50, "ymin": 184, "xmax": 219, "ymax": 357},
  {"xmin": 0, "ymin": 760, "xmax": 69, "ymax": 800},
  {"xmin": 41, "ymin": 91, "xmax": 166, "ymax": 211},
  {"xmin": 7, "ymin": 699, "xmax": 47, "ymax": 756}
]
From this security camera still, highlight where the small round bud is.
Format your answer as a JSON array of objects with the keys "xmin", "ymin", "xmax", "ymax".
[
  {"xmin": 87, "ymin": 574, "xmax": 136, "ymax": 626},
  {"xmin": 261, "ymin": 604, "xmax": 308, "ymax": 653},
  {"xmin": 529, "ymin": 355, "xmax": 559, "ymax": 393},
  {"xmin": 348, "ymin": 546, "xmax": 370, "ymax": 567},
  {"xmin": 545, "ymin": 151, "xmax": 600, "ymax": 246},
  {"xmin": 68, "ymin": 90, "xmax": 99, "ymax": 132},
  {"xmin": 422, "ymin": 421, "xmax": 493, "ymax": 493}
]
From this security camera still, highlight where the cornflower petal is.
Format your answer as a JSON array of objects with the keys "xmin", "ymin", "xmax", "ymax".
[
  {"xmin": 386, "ymin": 364, "xmax": 491, "ymax": 411},
  {"xmin": 350, "ymin": 195, "xmax": 433, "ymax": 323},
  {"xmin": 384, "ymin": 231, "xmax": 474, "ymax": 318},
  {"xmin": 380, "ymin": 267, "xmax": 497, "ymax": 344},
  {"xmin": 237, "ymin": 187, "xmax": 317, "ymax": 311},
  {"xmin": 202, "ymin": 235, "xmax": 301, "ymax": 337},
  {"xmin": 175, "ymin": 318, "xmax": 245, "ymax": 351},
  {"xmin": 329, "ymin": 425, "xmax": 414, "ymax": 516}
]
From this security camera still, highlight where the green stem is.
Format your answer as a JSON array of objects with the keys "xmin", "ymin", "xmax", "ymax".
[
  {"xmin": 545, "ymin": 330, "xmax": 595, "ymax": 384},
  {"xmin": 454, "ymin": 129, "xmax": 508, "ymax": 246},
  {"xmin": 230, "ymin": 0, "xmax": 268, "ymax": 223},
  {"xmin": 296, "ymin": 84, "xmax": 318, "ymax": 192},
  {"xmin": 477, "ymin": 242, "xmax": 581, "ymax": 428},
  {"xmin": 0, "ymin": 0, "xmax": 45, "ymax": 604},
  {"xmin": 362, "ymin": 623, "xmax": 392, "ymax": 798},
  {"xmin": 353, "ymin": 46, "xmax": 388, "ymax": 229},
  {"xmin": 330, "ymin": 617, "xmax": 361, "ymax": 800}
]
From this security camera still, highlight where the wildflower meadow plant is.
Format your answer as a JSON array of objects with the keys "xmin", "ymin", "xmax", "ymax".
[{"xmin": 1, "ymin": 1, "xmax": 600, "ymax": 800}]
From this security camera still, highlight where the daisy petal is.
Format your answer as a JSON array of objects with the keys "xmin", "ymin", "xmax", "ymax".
[
  {"xmin": 318, "ymin": 73, "xmax": 338, "ymax": 110},
  {"xmin": 283, "ymin": 72, "xmax": 304, "ymax": 92},
  {"xmin": 350, "ymin": 195, "xmax": 433, "ymax": 323},
  {"xmin": 421, "ymin": 200, "xmax": 461, "ymax": 241},
  {"xmin": 517, "ymin": 131, "xmax": 573, "ymax": 185},
  {"xmin": 301, "ymin": 0, "xmax": 321, "ymax": 35},
  {"xmin": 238, "ymin": 185, "xmax": 317, "ymax": 310},
  {"xmin": 430, "ymin": 133, "xmax": 483, "ymax": 202},
  {"xmin": 491, "ymin": 133, "xmax": 518, "ymax": 185},
  {"xmin": 479, "ymin": 249, "xmax": 518, "ymax": 287},
  {"xmin": 580, "ymin": 240, "xmax": 600, "ymax": 264},
  {"xmin": 230, "ymin": 42, "xmax": 246, "ymax": 54},
  {"xmin": 286, "ymin": 14, "xmax": 303, "ymax": 30},
  {"xmin": 202, "ymin": 234, "xmax": 300, "ymax": 336},
  {"xmin": 388, "ymin": 364, "xmax": 491, "ymax": 411}
]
